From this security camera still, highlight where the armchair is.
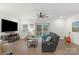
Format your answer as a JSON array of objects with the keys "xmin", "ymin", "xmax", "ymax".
[{"xmin": 42, "ymin": 32, "xmax": 60, "ymax": 52}]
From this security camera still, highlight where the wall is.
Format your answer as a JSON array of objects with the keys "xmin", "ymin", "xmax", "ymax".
[
  {"xmin": 66, "ymin": 15, "xmax": 79, "ymax": 45},
  {"xmin": 49, "ymin": 17, "xmax": 66, "ymax": 39},
  {"xmin": 18, "ymin": 18, "xmax": 36, "ymax": 38},
  {"xmin": 49, "ymin": 15, "xmax": 79, "ymax": 45}
]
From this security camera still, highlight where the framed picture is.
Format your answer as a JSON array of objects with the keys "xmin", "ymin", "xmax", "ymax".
[{"xmin": 72, "ymin": 21, "xmax": 79, "ymax": 32}]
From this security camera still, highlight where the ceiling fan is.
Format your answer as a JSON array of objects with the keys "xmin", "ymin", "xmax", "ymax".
[{"xmin": 36, "ymin": 11, "xmax": 48, "ymax": 19}]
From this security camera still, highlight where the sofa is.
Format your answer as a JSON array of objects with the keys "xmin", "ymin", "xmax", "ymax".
[{"xmin": 42, "ymin": 32, "xmax": 60, "ymax": 52}]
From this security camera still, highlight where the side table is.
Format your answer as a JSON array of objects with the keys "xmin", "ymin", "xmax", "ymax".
[{"xmin": 0, "ymin": 40, "xmax": 12, "ymax": 55}]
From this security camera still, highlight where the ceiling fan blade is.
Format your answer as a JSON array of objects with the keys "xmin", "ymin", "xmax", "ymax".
[
  {"xmin": 45, "ymin": 16, "xmax": 48, "ymax": 18},
  {"xmin": 43, "ymin": 14, "xmax": 46, "ymax": 16}
]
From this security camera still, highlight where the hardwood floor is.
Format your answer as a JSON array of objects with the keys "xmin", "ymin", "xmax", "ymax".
[{"xmin": 9, "ymin": 38, "xmax": 79, "ymax": 55}]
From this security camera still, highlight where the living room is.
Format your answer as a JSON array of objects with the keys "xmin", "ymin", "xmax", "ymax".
[{"xmin": 0, "ymin": 3, "xmax": 79, "ymax": 55}]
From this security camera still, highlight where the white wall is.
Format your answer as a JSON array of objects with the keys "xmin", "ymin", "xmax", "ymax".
[
  {"xmin": 66, "ymin": 15, "xmax": 79, "ymax": 45},
  {"xmin": 18, "ymin": 18, "xmax": 36, "ymax": 38},
  {"xmin": 49, "ymin": 15, "xmax": 79, "ymax": 45},
  {"xmin": 49, "ymin": 17, "xmax": 66, "ymax": 39}
]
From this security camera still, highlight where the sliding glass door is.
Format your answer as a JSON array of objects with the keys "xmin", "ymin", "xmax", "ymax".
[
  {"xmin": 35, "ymin": 23, "xmax": 49, "ymax": 36},
  {"xmin": 36, "ymin": 24, "xmax": 42, "ymax": 36}
]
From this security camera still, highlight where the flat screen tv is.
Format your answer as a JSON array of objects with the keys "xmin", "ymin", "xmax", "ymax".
[{"xmin": 1, "ymin": 19, "xmax": 18, "ymax": 32}]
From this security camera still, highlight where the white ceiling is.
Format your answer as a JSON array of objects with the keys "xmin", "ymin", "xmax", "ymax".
[{"xmin": 0, "ymin": 3, "xmax": 79, "ymax": 19}]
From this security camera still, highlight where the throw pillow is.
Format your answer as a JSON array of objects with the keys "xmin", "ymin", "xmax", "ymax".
[
  {"xmin": 46, "ymin": 36, "xmax": 52, "ymax": 42},
  {"xmin": 42, "ymin": 34, "xmax": 48, "ymax": 40}
]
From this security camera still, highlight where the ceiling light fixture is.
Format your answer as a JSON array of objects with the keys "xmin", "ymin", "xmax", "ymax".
[{"xmin": 36, "ymin": 11, "xmax": 48, "ymax": 19}]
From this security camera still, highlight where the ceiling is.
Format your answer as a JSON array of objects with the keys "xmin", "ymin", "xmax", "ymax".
[{"xmin": 0, "ymin": 3, "xmax": 79, "ymax": 19}]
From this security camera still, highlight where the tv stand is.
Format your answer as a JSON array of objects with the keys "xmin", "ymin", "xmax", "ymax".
[{"xmin": 1, "ymin": 33, "xmax": 20, "ymax": 43}]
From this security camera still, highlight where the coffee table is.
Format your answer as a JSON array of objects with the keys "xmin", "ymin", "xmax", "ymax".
[{"xmin": 27, "ymin": 37, "xmax": 38, "ymax": 48}]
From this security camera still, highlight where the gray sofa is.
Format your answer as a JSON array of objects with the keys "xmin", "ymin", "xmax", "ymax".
[{"xmin": 42, "ymin": 32, "xmax": 60, "ymax": 52}]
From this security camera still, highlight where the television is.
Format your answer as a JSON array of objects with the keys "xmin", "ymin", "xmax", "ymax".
[{"xmin": 1, "ymin": 19, "xmax": 18, "ymax": 32}]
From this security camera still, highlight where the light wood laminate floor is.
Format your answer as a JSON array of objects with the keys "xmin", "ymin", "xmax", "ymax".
[{"xmin": 9, "ymin": 38, "xmax": 79, "ymax": 55}]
